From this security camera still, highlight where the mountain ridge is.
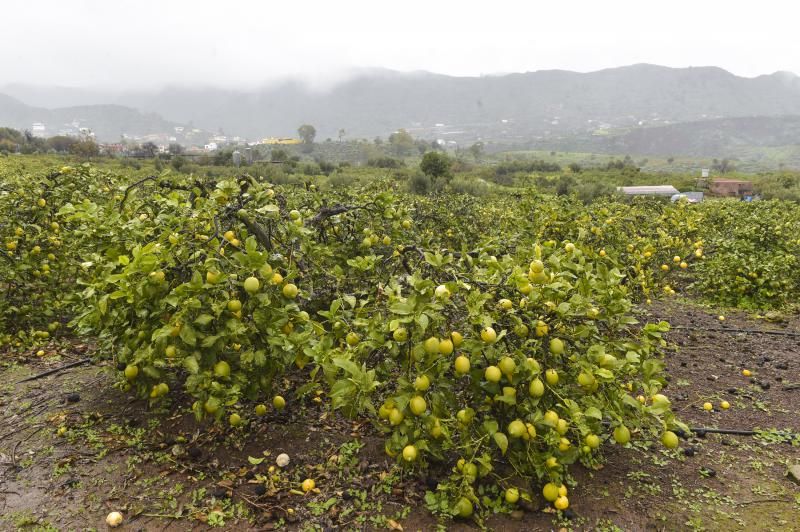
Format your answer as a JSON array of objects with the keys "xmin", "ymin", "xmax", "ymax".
[{"xmin": 2, "ymin": 63, "xmax": 800, "ymax": 146}]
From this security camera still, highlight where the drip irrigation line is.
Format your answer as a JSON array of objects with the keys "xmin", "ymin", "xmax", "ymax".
[
  {"xmin": 659, "ymin": 324, "xmax": 800, "ymax": 338},
  {"xmin": 16, "ymin": 358, "xmax": 92, "ymax": 383},
  {"xmin": 600, "ymin": 420, "xmax": 795, "ymax": 440}
]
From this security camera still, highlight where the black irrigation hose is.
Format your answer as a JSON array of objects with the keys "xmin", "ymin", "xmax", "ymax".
[
  {"xmin": 685, "ymin": 427, "xmax": 754, "ymax": 436},
  {"xmin": 660, "ymin": 324, "xmax": 800, "ymax": 338},
  {"xmin": 600, "ymin": 420, "xmax": 795, "ymax": 441},
  {"xmin": 16, "ymin": 358, "xmax": 92, "ymax": 383}
]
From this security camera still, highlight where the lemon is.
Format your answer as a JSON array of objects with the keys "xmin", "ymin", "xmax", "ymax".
[
  {"xmin": 484, "ymin": 366, "xmax": 502, "ymax": 382},
  {"xmin": 273, "ymin": 395, "xmax": 286, "ymax": 410},
  {"xmin": 454, "ymin": 356, "xmax": 470, "ymax": 374},
  {"xmin": 498, "ymin": 356, "xmax": 516, "ymax": 376},
  {"xmin": 529, "ymin": 259, "xmax": 544, "ymax": 273},
  {"xmin": 542, "ymin": 482, "xmax": 559, "ymax": 502},
  {"xmin": 414, "ymin": 375, "xmax": 430, "ymax": 391},
  {"xmin": 434, "ymin": 285, "xmax": 451, "ymax": 298},
  {"xmin": 455, "ymin": 497, "xmax": 473, "ymax": 518},
  {"xmin": 529, "ymin": 378, "xmax": 545, "ymax": 397},
  {"xmin": 554, "ymin": 495, "xmax": 569, "ymax": 510},
  {"xmin": 214, "ymin": 360, "xmax": 231, "ymax": 378},
  {"xmin": 613, "ymin": 425, "xmax": 631, "ymax": 444},
  {"xmin": 480, "ymin": 327, "xmax": 497, "ymax": 343},
  {"xmin": 549, "ymin": 338, "xmax": 565, "ymax": 355},
  {"xmin": 409, "ymin": 396, "xmax": 427, "ymax": 416},
  {"xmin": 402, "ymin": 445, "xmax": 418, "ymax": 462},
  {"xmin": 389, "ymin": 408, "xmax": 404, "ymax": 426},
  {"xmin": 393, "ymin": 327, "xmax": 408, "ymax": 342},
  {"xmin": 508, "ymin": 419, "xmax": 526, "ymax": 438},
  {"xmin": 346, "ymin": 332, "xmax": 360, "ymax": 346},
  {"xmin": 243, "ymin": 276, "xmax": 260, "ymax": 294},
  {"xmin": 505, "ymin": 487, "xmax": 520, "ymax": 504},
  {"xmin": 204, "ymin": 396, "xmax": 220, "ymax": 414},
  {"xmin": 543, "ymin": 410, "xmax": 559, "ymax": 426},
  {"xmin": 423, "ymin": 337, "xmax": 440, "ymax": 355},
  {"xmin": 450, "ymin": 331, "xmax": 463, "ymax": 347},
  {"xmin": 124, "ymin": 364, "xmax": 139, "ymax": 380},
  {"xmin": 438, "ymin": 338, "xmax": 454, "ymax": 355},
  {"xmin": 282, "ymin": 283, "xmax": 298, "ymax": 298},
  {"xmin": 661, "ymin": 431, "xmax": 679, "ymax": 449}
]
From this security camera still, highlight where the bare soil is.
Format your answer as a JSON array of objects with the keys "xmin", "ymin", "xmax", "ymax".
[{"xmin": 1, "ymin": 301, "xmax": 798, "ymax": 531}]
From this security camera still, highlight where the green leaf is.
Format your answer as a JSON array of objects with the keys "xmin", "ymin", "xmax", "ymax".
[
  {"xmin": 585, "ymin": 406, "xmax": 603, "ymax": 420},
  {"xmin": 179, "ymin": 324, "xmax": 197, "ymax": 346},
  {"xmin": 493, "ymin": 432, "xmax": 509, "ymax": 455},
  {"xmin": 184, "ymin": 357, "xmax": 200, "ymax": 374},
  {"xmin": 194, "ymin": 314, "xmax": 214, "ymax": 326}
]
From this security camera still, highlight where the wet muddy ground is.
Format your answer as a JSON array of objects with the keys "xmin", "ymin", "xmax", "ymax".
[{"xmin": 1, "ymin": 301, "xmax": 798, "ymax": 531}]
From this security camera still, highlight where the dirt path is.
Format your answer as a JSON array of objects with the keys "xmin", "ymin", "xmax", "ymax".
[{"xmin": 1, "ymin": 302, "xmax": 798, "ymax": 531}]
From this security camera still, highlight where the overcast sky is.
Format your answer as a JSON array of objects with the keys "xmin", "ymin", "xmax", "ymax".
[{"xmin": 2, "ymin": 0, "xmax": 799, "ymax": 89}]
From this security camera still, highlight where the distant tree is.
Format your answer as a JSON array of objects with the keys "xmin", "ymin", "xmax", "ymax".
[
  {"xmin": 213, "ymin": 150, "xmax": 232, "ymax": 166},
  {"xmin": 46, "ymin": 135, "xmax": 77, "ymax": 153},
  {"xmin": 367, "ymin": 156, "xmax": 404, "ymax": 169},
  {"xmin": 140, "ymin": 142, "xmax": 158, "ymax": 158},
  {"xmin": 388, "ymin": 129, "xmax": 415, "ymax": 157},
  {"xmin": 373, "ymin": 136, "xmax": 383, "ymax": 146},
  {"xmin": 338, "ymin": 128, "xmax": 346, "ymax": 143},
  {"xmin": 415, "ymin": 139, "xmax": 429, "ymax": 155},
  {"xmin": 271, "ymin": 148, "xmax": 289, "ymax": 163},
  {"xmin": 568, "ymin": 162, "xmax": 582, "ymax": 173},
  {"xmin": 298, "ymin": 124, "xmax": 316, "ymax": 145},
  {"xmin": 555, "ymin": 174, "xmax": 577, "ymax": 196},
  {"xmin": 712, "ymin": 158, "xmax": 734, "ymax": 174},
  {"xmin": 168, "ymin": 143, "xmax": 184, "ymax": 155},
  {"xmin": 420, "ymin": 151, "xmax": 452, "ymax": 183},
  {"xmin": 468, "ymin": 142, "xmax": 484, "ymax": 161},
  {"xmin": 667, "ymin": 156, "xmax": 675, "ymax": 164},
  {"xmin": 0, "ymin": 127, "xmax": 24, "ymax": 144},
  {"xmin": 170, "ymin": 155, "xmax": 187, "ymax": 171},
  {"xmin": 69, "ymin": 139, "xmax": 99, "ymax": 159}
]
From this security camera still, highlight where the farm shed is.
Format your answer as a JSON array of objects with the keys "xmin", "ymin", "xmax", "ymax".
[
  {"xmin": 617, "ymin": 185, "xmax": 679, "ymax": 197},
  {"xmin": 709, "ymin": 179, "xmax": 754, "ymax": 197}
]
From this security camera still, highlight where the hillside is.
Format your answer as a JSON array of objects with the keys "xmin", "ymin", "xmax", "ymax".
[
  {"xmin": 0, "ymin": 94, "xmax": 183, "ymax": 141},
  {"xmin": 525, "ymin": 115, "xmax": 800, "ymax": 161},
  {"xmin": 602, "ymin": 115, "xmax": 800, "ymax": 156},
  {"xmin": 5, "ymin": 64, "xmax": 800, "ymax": 141}
]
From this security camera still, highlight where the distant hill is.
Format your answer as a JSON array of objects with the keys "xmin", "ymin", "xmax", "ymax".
[
  {"xmin": 3, "ymin": 64, "xmax": 800, "ymax": 157},
  {"xmin": 0, "ymin": 93, "xmax": 183, "ymax": 141},
  {"xmin": 6, "ymin": 64, "xmax": 799, "ymax": 141},
  {"xmin": 598, "ymin": 116, "xmax": 800, "ymax": 156},
  {"xmin": 523, "ymin": 115, "xmax": 800, "ymax": 161}
]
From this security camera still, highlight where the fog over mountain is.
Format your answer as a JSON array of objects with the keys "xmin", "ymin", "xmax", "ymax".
[{"xmin": 2, "ymin": 64, "xmax": 799, "ymax": 151}]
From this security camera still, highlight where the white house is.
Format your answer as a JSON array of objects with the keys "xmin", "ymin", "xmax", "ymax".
[{"xmin": 31, "ymin": 123, "xmax": 47, "ymax": 137}]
